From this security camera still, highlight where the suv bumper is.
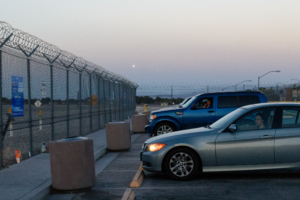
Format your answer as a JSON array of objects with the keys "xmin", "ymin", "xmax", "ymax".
[{"xmin": 144, "ymin": 125, "xmax": 154, "ymax": 137}]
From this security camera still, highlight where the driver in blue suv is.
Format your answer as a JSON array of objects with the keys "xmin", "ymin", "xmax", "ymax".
[
  {"xmin": 203, "ymin": 99, "xmax": 212, "ymax": 108},
  {"xmin": 145, "ymin": 91, "xmax": 268, "ymax": 137}
]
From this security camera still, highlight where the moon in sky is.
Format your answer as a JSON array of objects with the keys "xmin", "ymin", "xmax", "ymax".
[{"xmin": 132, "ymin": 65, "xmax": 135, "ymax": 68}]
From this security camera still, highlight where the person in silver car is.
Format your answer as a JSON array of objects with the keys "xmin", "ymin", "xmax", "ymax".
[{"xmin": 255, "ymin": 113, "xmax": 266, "ymax": 129}]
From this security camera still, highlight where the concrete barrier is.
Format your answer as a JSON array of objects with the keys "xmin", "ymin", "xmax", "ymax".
[
  {"xmin": 130, "ymin": 170, "xmax": 144, "ymax": 188},
  {"xmin": 132, "ymin": 114, "xmax": 147, "ymax": 133},
  {"xmin": 121, "ymin": 189, "xmax": 136, "ymax": 200},
  {"xmin": 142, "ymin": 111, "xmax": 151, "ymax": 122},
  {"xmin": 49, "ymin": 137, "xmax": 96, "ymax": 191},
  {"xmin": 105, "ymin": 122, "xmax": 131, "ymax": 151}
]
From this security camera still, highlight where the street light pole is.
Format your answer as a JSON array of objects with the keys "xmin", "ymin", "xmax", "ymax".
[
  {"xmin": 234, "ymin": 80, "xmax": 252, "ymax": 91},
  {"xmin": 258, "ymin": 70, "xmax": 281, "ymax": 90},
  {"xmin": 221, "ymin": 85, "xmax": 234, "ymax": 92}
]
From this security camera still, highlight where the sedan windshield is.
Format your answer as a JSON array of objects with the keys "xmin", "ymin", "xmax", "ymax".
[{"xmin": 210, "ymin": 108, "xmax": 248, "ymax": 129}]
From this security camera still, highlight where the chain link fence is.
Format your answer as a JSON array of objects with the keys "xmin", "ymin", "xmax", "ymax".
[{"xmin": 0, "ymin": 22, "xmax": 137, "ymax": 168}]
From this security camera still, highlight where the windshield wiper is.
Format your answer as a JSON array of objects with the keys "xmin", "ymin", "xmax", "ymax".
[{"xmin": 206, "ymin": 125, "xmax": 211, "ymax": 129}]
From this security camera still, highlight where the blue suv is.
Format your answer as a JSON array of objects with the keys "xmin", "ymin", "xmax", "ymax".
[{"xmin": 145, "ymin": 91, "xmax": 267, "ymax": 136}]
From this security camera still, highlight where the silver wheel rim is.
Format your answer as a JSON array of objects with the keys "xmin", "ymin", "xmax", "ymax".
[
  {"xmin": 157, "ymin": 125, "xmax": 173, "ymax": 135},
  {"xmin": 169, "ymin": 152, "xmax": 194, "ymax": 177}
]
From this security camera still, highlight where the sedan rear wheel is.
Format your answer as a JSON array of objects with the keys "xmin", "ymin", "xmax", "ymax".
[{"xmin": 164, "ymin": 148, "xmax": 200, "ymax": 180}]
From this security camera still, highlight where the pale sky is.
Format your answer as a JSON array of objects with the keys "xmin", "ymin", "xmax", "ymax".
[{"xmin": 1, "ymin": 0, "xmax": 300, "ymax": 86}]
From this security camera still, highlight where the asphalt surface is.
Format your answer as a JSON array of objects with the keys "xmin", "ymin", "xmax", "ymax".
[{"xmin": 49, "ymin": 132, "xmax": 300, "ymax": 200}]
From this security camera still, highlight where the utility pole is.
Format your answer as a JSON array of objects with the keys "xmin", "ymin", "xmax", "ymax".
[
  {"xmin": 171, "ymin": 85, "xmax": 173, "ymax": 99},
  {"xmin": 207, "ymin": 85, "xmax": 209, "ymax": 93}
]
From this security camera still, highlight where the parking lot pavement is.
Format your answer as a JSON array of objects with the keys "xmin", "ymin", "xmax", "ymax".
[
  {"xmin": 69, "ymin": 133, "xmax": 149, "ymax": 200},
  {"xmin": 48, "ymin": 133, "xmax": 300, "ymax": 200},
  {"xmin": 134, "ymin": 169, "xmax": 300, "ymax": 200}
]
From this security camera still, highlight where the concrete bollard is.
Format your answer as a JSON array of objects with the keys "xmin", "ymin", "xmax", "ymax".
[
  {"xmin": 106, "ymin": 122, "xmax": 131, "ymax": 151},
  {"xmin": 132, "ymin": 114, "xmax": 147, "ymax": 133},
  {"xmin": 49, "ymin": 137, "xmax": 96, "ymax": 191}
]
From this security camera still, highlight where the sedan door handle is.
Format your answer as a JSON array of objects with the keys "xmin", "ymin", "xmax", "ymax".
[
  {"xmin": 208, "ymin": 110, "xmax": 214, "ymax": 113},
  {"xmin": 260, "ymin": 135, "xmax": 273, "ymax": 139}
]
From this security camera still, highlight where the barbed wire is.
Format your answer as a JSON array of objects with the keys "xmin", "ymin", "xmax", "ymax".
[{"xmin": 0, "ymin": 21, "xmax": 138, "ymax": 88}]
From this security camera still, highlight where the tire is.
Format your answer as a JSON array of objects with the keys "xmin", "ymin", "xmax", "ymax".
[
  {"xmin": 153, "ymin": 122, "xmax": 176, "ymax": 136},
  {"xmin": 164, "ymin": 148, "xmax": 200, "ymax": 181}
]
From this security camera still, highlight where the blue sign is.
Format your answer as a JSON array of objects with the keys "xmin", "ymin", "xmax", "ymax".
[{"xmin": 12, "ymin": 76, "xmax": 24, "ymax": 117}]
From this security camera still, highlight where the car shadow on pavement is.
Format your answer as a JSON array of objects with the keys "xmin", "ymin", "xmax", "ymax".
[{"xmin": 144, "ymin": 170, "xmax": 300, "ymax": 181}]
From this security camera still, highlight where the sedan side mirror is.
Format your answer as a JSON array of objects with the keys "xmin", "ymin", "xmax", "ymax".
[{"xmin": 229, "ymin": 124, "xmax": 237, "ymax": 132}]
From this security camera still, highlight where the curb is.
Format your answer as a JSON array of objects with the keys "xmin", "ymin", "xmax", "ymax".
[
  {"xmin": 94, "ymin": 145, "xmax": 107, "ymax": 161},
  {"xmin": 139, "ymin": 162, "xmax": 144, "ymax": 170},
  {"xmin": 121, "ymin": 189, "xmax": 136, "ymax": 200},
  {"xmin": 130, "ymin": 170, "xmax": 144, "ymax": 188}
]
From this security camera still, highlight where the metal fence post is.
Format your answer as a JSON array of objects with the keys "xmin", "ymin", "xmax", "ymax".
[
  {"xmin": 27, "ymin": 58, "xmax": 33, "ymax": 155},
  {"xmin": 123, "ymin": 83, "xmax": 125, "ymax": 120},
  {"xmin": 66, "ymin": 69, "xmax": 69, "ymax": 137},
  {"xmin": 114, "ymin": 81, "xmax": 116, "ymax": 121},
  {"xmin": 125, "ymin": 84, "xmax": 127, "ymax": 119},
  {"xmin": 134, "ymin": 88, "xmax": 137, "ymax": 114},
  {"xmin": 103, "ymin": 80, "xmax": 106, "ymax": 124},
  {"xmin": 0, "ymin": 50, "xmax": 3, "ymax": 168},
  {"xmin": 89, "ymin": 75, "xmax": 92, "ymax": 133},
  {"xmin": 79, "ymin": 73, "xmax": 82, "ymax": 136},
  {"xmin": 109, "ymin": 81, "xmax": 111, "ymax": 122},
  {"xmin": 127, "ymin": 84, "xmax": 129, "ymax": 118},
  {"xmin": 119, "ymin": 83, "xmax": 121, "ymax": 121},
  {"xmin": 50, "ymin": 64, "xmax": 54, "ymax": 140},
  {"xmin": 131, "ymin": 87, "xmax": 133, "ymax": 115},
  {"xmin": 98, "ymin": 77, "xmax": 100, "ymax": 129}
]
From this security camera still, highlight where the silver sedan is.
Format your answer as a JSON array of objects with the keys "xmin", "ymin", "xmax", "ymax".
[{"xmin": 140, "ymin": 103, "xmax": 300, "ymax": 180}]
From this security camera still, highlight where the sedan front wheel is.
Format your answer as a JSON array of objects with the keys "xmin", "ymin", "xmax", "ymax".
[{"xmin": 164, "ymin": 148, "xmax": 200, "ymax": 181}]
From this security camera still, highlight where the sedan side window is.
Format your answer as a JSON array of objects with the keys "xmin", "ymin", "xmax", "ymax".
[
  {"xmin": 235, "ymin": 108, "xmax": 275, "ymax": 132},
  {"xmin": 282, "ymin": 108, "xmax": 300, "ymax": 128},
  {"xmin": 192, "ymin": 98, "xmax": 213, "ymax": 109}
]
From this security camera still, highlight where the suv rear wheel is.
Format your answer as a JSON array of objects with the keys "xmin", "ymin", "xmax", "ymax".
[{"xmin": 154, "ymin": 122, "xmax": 176, "ymax": 136}]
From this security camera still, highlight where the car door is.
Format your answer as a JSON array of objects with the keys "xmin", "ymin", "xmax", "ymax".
[
  {"xmin": 216, "ymin": 107, "xmax": 277, "ymax": 165},
  {"xmin": 183, "ymin": 96, "xmax": 216, "ymax": 129},
  {"xmin": 275, "ymin": 107, "xmax": 300, "ymax": 163}
]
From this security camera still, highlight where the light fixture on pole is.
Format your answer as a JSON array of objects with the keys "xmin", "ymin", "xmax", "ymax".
[
  {"xmin": 234, "ymin": 80, "xmax": 252, "ymax": 91},
  {"xmin": 291, "ymin": 79, "xmax": 300, "ymax": 82},
  {"xmin": 258, "ymin": 71, "xmax": 280, "ymax": 90},
  {"xmin": 221, "ymin": 85, "xmax": 234, "ymax": 92}
]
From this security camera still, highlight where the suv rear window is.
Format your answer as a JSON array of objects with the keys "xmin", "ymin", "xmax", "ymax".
[
  {"xmin": 239, "ymin": 95, "xmax": 260, "ymax": 107},
  {"xmin": 218, "ymin": 96, "xmax": 238, "ymax": 108}
]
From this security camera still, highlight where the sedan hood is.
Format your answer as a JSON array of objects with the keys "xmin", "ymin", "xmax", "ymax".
[{"xmin": 145, "ymin": 127, "xmax": 217, "ymax": 144}]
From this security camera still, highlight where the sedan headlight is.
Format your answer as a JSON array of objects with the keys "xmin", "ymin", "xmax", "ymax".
[{"xmin": 147, "ymin": 143, "xmax": 166, "ymax": 152}]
